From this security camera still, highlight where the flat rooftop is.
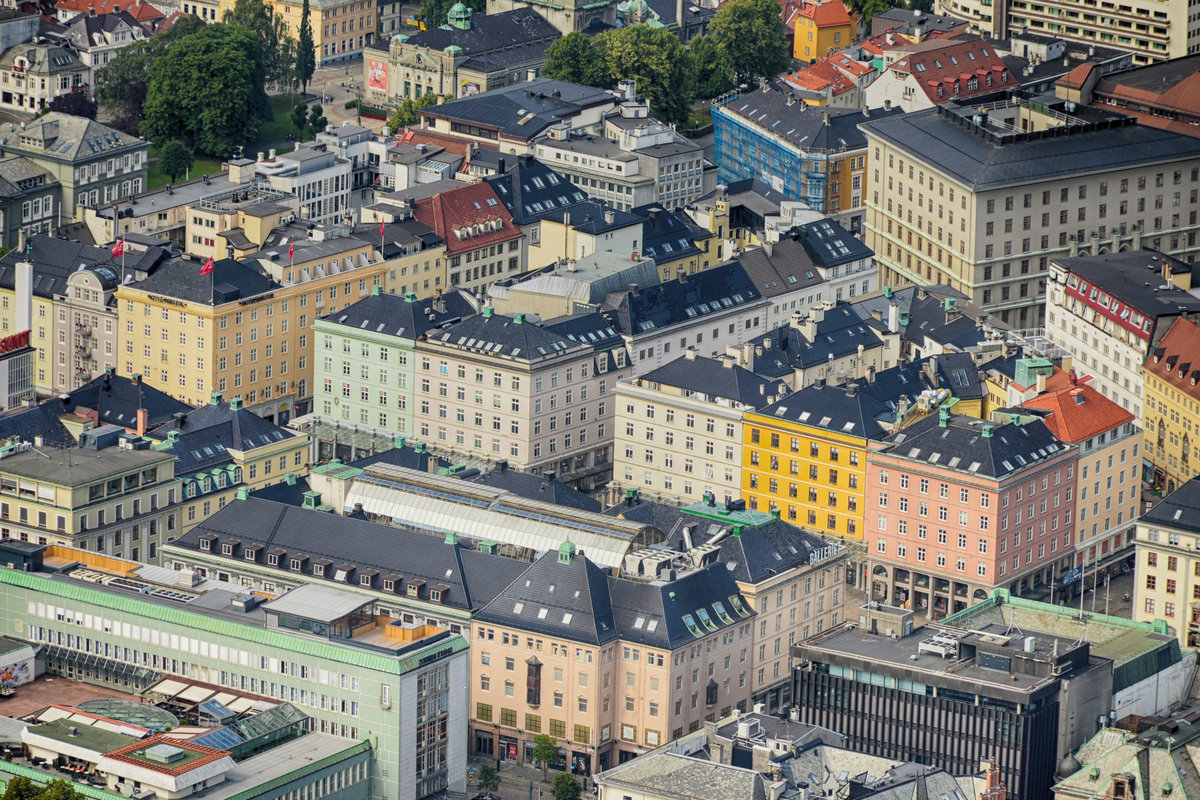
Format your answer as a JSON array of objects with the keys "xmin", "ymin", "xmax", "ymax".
[
  {"xmin": 0, "ymin": 447, "xmax": 174, "ymax": 486},
  {"xmin": 1098, "ymin": 54, "xmax": 1200, "ymax": 93},
  {"xmin": 1, "ymin": 676, "xmax": 139, "ymax": 720},
  {"xmin": 208, "ymin": 733, "xmax": 364, "ymax": 800},
  {"xmin": 263, "ymin": 583, "xmax": 371, "ymax": 622}
]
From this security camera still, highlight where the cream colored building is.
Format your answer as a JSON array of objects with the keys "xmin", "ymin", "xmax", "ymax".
[
  {"xmin": 613, "ymin": 350, "xmax": 789, "ymax": 506},
  {"xmin": 412, "ymin": 308, "xmax": 629, "ymax": 490},
  {"xmin": 862, "ymin": 98, "xmax": 1200, "ymax": 329},
  {"xmin": 1133, "ymin": 477, "xmax": 1200, "ymax": 647}
]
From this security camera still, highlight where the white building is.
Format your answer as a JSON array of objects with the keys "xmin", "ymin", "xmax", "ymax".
[{"xmin": 253, "ymin": 144, "xmax": 352, "ymax": 226}]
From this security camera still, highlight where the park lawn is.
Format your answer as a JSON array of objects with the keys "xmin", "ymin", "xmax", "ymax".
[
  {"xmin": 686, "ymin": 106, "xmax": 712, "ymax": 129},
  {"xmin": 146, "ymin": 149, "xmax": 223, "ymax": 190},
  {"xmin": 256, "ymin": 92, "xmax": 307, "ymax": 147}
]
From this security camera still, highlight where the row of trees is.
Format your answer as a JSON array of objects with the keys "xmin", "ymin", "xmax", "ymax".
[
  {"xmin": 542, "ymin": 0, "xmax": 790, "ymax": 125},
  {"xmin": 95, "ymin": 0, "xmax": 321, "ymax": 157}
]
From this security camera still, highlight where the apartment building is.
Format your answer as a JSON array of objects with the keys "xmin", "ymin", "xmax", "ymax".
[
  {"xmin": 713, "ymin": 84, "xmax": 904, "ymax": 233},
  {"xmin": 613, "ymin": 351, "xmax": 790, "ymax": 506},
  {"xmin": 866, "ymin": 410, "xmax": 1078, "ymax": 619},
  {"xmin": 412, "ymin": 180, "xmax": 526, "ymax": 296},
  {"xmin": 0, "ymin": 156, "xmax": 58, "ymax": 247},
  {"xmin": 412, "ymin": 309, "xmax": 627, "ymax": 489},
  {"xmin": 1015, "ymin": 373, "xmax": 1141, "ymax": 574},
  {"xmin": 937, "ymin": 0, "xmax": 1190, "ymax": 62},
  {"xmin": 1143, "ymin": 315, "xmax": 1200, "ymax": 493},
  {"xmin": 1045, "ymin": 250, "xmax": 1200, "ymax": 418},
  {"xmin": 0, "ymin": 424, "xmax": 183, "ymax": 563},
  {"xmin": 470, "ymin": 540, "xmax": 754, "ymax": 774},
  {"xmin": 864, "ymin": 99, "xmax": 1200, "ymax": 328},
  {"xmin": 0, "ymin": 538, "xmax": 469, "ymax": 800},
  {"xmin": 793, "ymin": 0, "xmax": 859, "ymax": 60},
  {"xmin": 1134, "ymin": 477, "xmax": 1200, "ymax": 647},
  {"xmin": 635, "ymin": 203, "xmax": 715, "ymax": 280},
  {"xmin": 50, "ymin": 9, "xmax": 148, "ymax": 88},
  {"xmin": 312, "ymin": 286, "xmax": 474, "ymax": 437}
]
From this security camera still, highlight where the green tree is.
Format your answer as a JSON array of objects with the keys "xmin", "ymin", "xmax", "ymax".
[
  {"xmin": 308, "ymin": 103, "xmax": 327, "ymax": 133},
  {"xmin": 387, "ymin": 98, "xmax": 417, "ymax": 129},
  {"xmin": 476, "ymin": 765, "xmax": 501, "ymax": 799},
  {"xmin": 48, "ymin": 91, "xmax": 98, "ymax": 119},
  {"xmin": 594, "ymin": 25, "xmax": 691, "ymax": 125},
  {"xmin": 418, "ymin": 0, "xmax": 456, "ymax": 28},
  {"xmin": 2, "ymin": 777, "xmax": 38, "ymax": 800},
  {"xmin": 94, "ymin": 16, "xmax": 205, "ymax": 133},
  {"xmin": 531, "ymin": 733, "xmax": 558, "ymax": 782},
  {"xmin": 296, "ymin": 0, "xmax": 317, "ymax": 92},
  {"xmin": 707, "ymin": 0, "xmax": 790, "ymax": 82},
  {"xmin": 551, "ymin": 773, "xmax": 581, "ymax": 800},
  {"xmin": 141, "ymin": 24, "xmax": 271, "ymax": 157},
  {"xmin": 158, "ymin": 140, "xmax": 194, "ymax": 182},
  {"xmin": 292, "ymin": 101, "xmax": 310, "ymax": 137},
  {"xmin": 846, "ymin": 0, "xmax": 892, "ymax": 26},
  {"xmin": 35, "ymin": 781, "xmax": 86, "ymax": 800},
  {"xmin": 543, "ymin": 32, "xmax": 602, "ymax": 85},
  {"xmin": 688, "ymin": 35, "xmax": 733, "ymax": 99},
  {"xmin": 224, "ymin": 0, "xmax": 297, "ymax": 89}
]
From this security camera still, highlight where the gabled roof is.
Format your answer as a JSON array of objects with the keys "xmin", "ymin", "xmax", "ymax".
[
  {"xmin": 786, "ymin": 59, "xmax": 857, "ymax": 97},
  {"xmin": 888, "ymin": 37, "xmax": 1009, "ymax": 103},
  {"xmin": 757, "ymin": 304, "xmax": 887, "ymax": 371},
  {"xmin": 428, "ymin": 311, "xmax": 586, "ymax": 362},
  {"xmin": 485, "ymin": 154, "xmax": 587, "ymax": 225},
  {"xmin": 606, "ymin": 261, "xmax": 762, "ymax": 338},
  {"xmin": 876, "ymin": 412, "xmax": 1069, "ymax": 480},
  {"xmin": 797, "ymin": 0, "xmax": 857, "ymax": 27},
  {"xmin": 466, "ymin": 463, "xmax": 600, "ymax": 512},
  {"xmin": 146, "ymin": 399, "xmax": 297, "ymax": 475},
  {"xmin": 715, "ymin": 84, "xmax": 904, "ymax": 154},
  {"xmin": 757, "ymin": 380, "xmax": 895, "ymax": 440},
  {"xmin": 318, "ymin": 288, "xmax": 471, "ymax": 340},
  {"xmin": 1018, "ymin": 381, "xmax": 1134, "ymax": 443},
  {"xmin": 1145, "ymin": 315, "xmax": 1200, "ymax": 403},
  {"xmin": 611, "ymin": 561, "xmax": 749, "ymax": 649},
  {"xmin": 412, "ymin": 181, "xmax": 521, "ymax": 255},
  {"xmin": 631, "ymin": 202, "xmax": 703, "ymax": 265},
  {"xmin": 394, "ymin": 7, "xmax": 556, "ymax": 54},
  {"xmin": 637, "ymin": 353, "xmax": 788, "ymax": 407}
]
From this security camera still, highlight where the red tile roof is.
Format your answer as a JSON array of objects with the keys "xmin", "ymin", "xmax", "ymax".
[
  {"xmin": 1146, "ymin": 316, "xmax": 1200, "ymax": 403},
  {"xmin": 153, "ymin": 10, "xmax": 188, "ymax": 32},
  {"xmin": 787, "ymin": 59, "xmax": 856, "ymax": 96},
  {"xmin": 413, "ymin": 182, "xmax": 522, "ymax": 256},
  {"xmin": 1020, "ymin": 378, "xmax": 1133, "ymax": 443},
  {"xmin": 400, "ymin": 129, "xmax": 494, "ymax": 160},
  {"xmin": 1057, "ymin": 62, "xmax": 1095, "ymax": 90},
  {"xmin": 798, "ymin": 0, "xmax": 857, "ymax": 28},
  {"xmin": 102, "ymin": 736, "xmax": 229, "ymax": 777},
  {"xmin": 829, "ymin": 52, "xmax": 874, "ymax": 78},
  {"xmin": 889, "ymin": 38, "xmax": 1009, "ymax": 104}
]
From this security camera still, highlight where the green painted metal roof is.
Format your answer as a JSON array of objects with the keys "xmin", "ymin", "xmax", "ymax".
[
  {"xmin": 0, "ymin": 759, "xmax": 128, "ymax": 800},
  {"xmin": 221, "ymin": 741, "xmax": 371, "ymax": 800},
  {"xmin": 0, "ymin": 569, "xmax": 467, "ymax": 675}
]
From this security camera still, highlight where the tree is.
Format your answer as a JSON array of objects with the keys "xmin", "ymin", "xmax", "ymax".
[
  {"xmin": 296, "ymin": 0, "xmax": 317, "ymax": 93},
  {"xmin": 418, "ymin": 0, "xmax": 456, "ymax": 28},
  {"xmin": 224, "ymin": 0, "xmax": 297, "ymax": 89},
  {"xmin": 48, "ymin": 91, "xmax": 98, "ymax": 119},
  {"xmin": 158, "ymin": 140, "xmax": 194, "ymax": 182},
  {"xmin": 308, "ymin": 103, "xmax": 327, "ymax": 133},
  {"xmin": 594, "ymin": 26, "xmax": 691, "ymax": 125},
  {"xmin": 543, "ymin": 32, "xmax": 602, "ymax": 85},
  {"xmin": 846, "ymin": 0, "xmax": 893, "ymax": 26},
  {"xmin": 688, "ymin": 35, "xmax": 733, "ymax": 99},
  {"xmin": 3, "ymin": 780, "xmax": 84, "ymax": 800},
  {"xmin": 292, "ymin": 101, "xmax": 310, "ymax": 137},
  {"xmin": 531, "ymin": 734, "xmax": 558, "ymax": 782},
  {"xmin": 476, "ymin": 765, "xmax": 501, "ymax": 799},
  {"xmin": 141, "ymin": 24, "xmax": 271, "ymax": 157},
  {"xmin": 94, "ymin": 16, "xmax": 205, "ymax": 134},
  {"xmin": 550, "ymin": 773, "xmax": 581, "ymax": 800},
  {"xmin": 387, "ymin": 98, "xmax": 418, "ymax": 130},
  {"xmin": 707, "ymin": 0, "xmax": 790, "ymax": 83},
  {"xmin": 2, "ymin": 777, "xmax": 38, "ymax": 800}
]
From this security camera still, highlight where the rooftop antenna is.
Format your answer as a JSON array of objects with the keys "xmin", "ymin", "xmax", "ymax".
[{"xmin": 1002, "ymin": 606, "xmax": 1025, "ymax": 639}]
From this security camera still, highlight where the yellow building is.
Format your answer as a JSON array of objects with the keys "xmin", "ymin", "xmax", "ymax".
[
  {"xmin": 1143, "ymin": 315, "xmax": 1200, "ymax": 494},
  {"xmin": 742, "ymin": 382, "xmax": 879, "ymax": 541},
  {"xmin": 1132, "ymin": 477, "xmax": 1200, "ymax": 648},
  {"xmin": 194, "ymin": 0, "xmax": 375, "ymax": 64},
  {"xmin": 116, "ymin": 240, "xmax": 388, "ymax": 425},
  {"xmin": 793, "ymin": 0, "xmax": 859, "ymax": 62}
]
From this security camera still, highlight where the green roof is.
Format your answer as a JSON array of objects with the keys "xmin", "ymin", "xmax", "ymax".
[
  {"xmin": 27, "ymin": 719, "xmax": 138, "ymax": 753},
  {"xmin": 0, "ymin": 569, "xmax": 467, "ymax": 675},
  {"xmin": 309, "ymin": 462, "xmax": 363, "ymax": 481}
]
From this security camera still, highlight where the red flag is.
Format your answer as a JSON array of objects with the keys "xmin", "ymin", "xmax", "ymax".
[
  {"xmin": 380, "ymin": 218, "xmax": 385, "ymax": 238},
  {"xmin": 111, "ymin": 238, "xmax": 124, "ymax": 258},
  {"xmin": 200, "ymin": 256, "xmax": 214, "ymax": 276},
  {"xmin": 288, "ymin": 240, "xmax": 293, "ymax": 260}
]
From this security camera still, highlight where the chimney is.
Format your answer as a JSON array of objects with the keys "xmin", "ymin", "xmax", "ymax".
[
  {"xmin": 14, "ymin": 260, "xmax": 32, "ymax": 334},
  {"xmin": 498, "ymin": 156, "xmax": 506, "ymax": 173},
  {"xmin": 1036, "ymin": 372, "xmax": 1046, "ymax": 394},
  {"xmin": 135, "ymin": 407, "xmax": 149, "ymax": 436},
  {"xmin": 629, "ymin": 283, "xmax": 639, "ymax": 296},
  {"xmin": 888, "ymin": 302, "xmax": 899, "ymax": 333},
  {"xmin": 604, "ymin": 209, "xmax": 614, "ymax": 224},
  {"xmin": 685, "ymin": 347, "xmax": 697, "ymax": 361}
]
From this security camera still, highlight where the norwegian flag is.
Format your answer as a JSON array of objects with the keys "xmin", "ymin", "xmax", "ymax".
[
  {"xmin": 111, "ymin": 239, "xmax": 125, "ymax": 258},
  {"xmin": 288, "ymin": 239, "xmax": 293, "ymax": 260},
  {"xmin": 380, "ymin": 218, "xmax": 385, "ymax": 238},
  {"xmin": 200, "ymin": 256, "xmax": 214, "ymax": 276}
]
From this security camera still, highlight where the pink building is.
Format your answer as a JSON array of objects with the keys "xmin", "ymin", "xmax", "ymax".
[{"xmin": 866, "ymin": 409, "xmax": 1077, "ymax": 620}]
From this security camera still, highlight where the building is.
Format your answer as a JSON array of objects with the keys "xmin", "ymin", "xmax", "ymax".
[
  {"xmin": 0, "ymin": 39, "xmax": 87, "ymax": 114},
  {"xmin": 417, "ymin": 78, "xmax": 618, "ymax": 153},
  {"xmin": 793, "ymin": 0, "xmax": 859, "ymax": 61},
  {"xmin": 0, "ymin": 327, "xmax": 32, "ymax": 410},
  {"xmin": 1132, "ymin": 477, "xmax": 1200, "ymax": 646},
  {"xmin": 0, "ymin": 539, "xmax": 469, "ymax": 800},
  {"xmin": 50, "ymin": 10, "xmax": 148, "ymax": 88},
  {"xmin": 870, "ymin": 6, "xmax": 970, "ymax": 38},
  {"xmin": 937, "ymin": 0, "xmax": 1191, "ymax": 63},
  {"xmin": 713, "ymin": 83, "xmax": 903, "ymax": 232},
  {"xmin": 469, "ymin": 539, "xmax": 754, "ymax": 774},
  {"xmin": 485, "ymin": 0, "xmax": 616, "ymax": 35},
  {"xmin": 862, "ymin": 38, "xmax": 1013, "ymax": 112},
  {"xmin": 0, "ymin": 156, "xmax": 58, "ymax": 246},
  {"xmin": 1143, "ymin": 315, "xmax": 1200, "ymax": 493},
  {"xmin": 862, "ymin": 99, "xmax": 1200, "ymax": 328},
  {"xmin": 251, "ymin": 144, "xmax": 352, "ymax": 227},
  {"xmin": 411, "ymin": 308, "xmax": 625, "ymax": 487},
  {"xmin": 1054, "ymin": 714, "xmax": 1200, "ymax": 800},
  {"xmin": 485, "ymin": 251, "xmax": 662, "ymax": 319},
  {"xmin": 784, "ymin": 53, "xmax": 878, "ymax": 108},
  {"xmin": 364, "ymin": 6, "xmax": 557, "ymax": 103},
  {"xmin": 614, "ymin": 0, "xmax": 713, "ymax": 42},
  {"xmin": 411, "ymin": 180, "xmax": 526, "ymax": 295},
  {"xmin": 1062, "ymin": 54, "xmax": 1200, "ymax": 135},
  {"xmin": 613, "ymin": 350, "xmax": 791, "ymax": 505},
  {"xmin": 634, "ymin": 202, "xmax": 716, "ymax": 279},
  {"xmin": 522, "ymin": 202, "xmax": 642, "ymax": 271},
  {"xmin": 0, "ymin": 113, "xmax": 149, "ymax": 219},
  {"xmin": 1045, "ymin": 250, "xmax": 1200, "ymax": 418},
  {"xmin": 311, "ymin": 286, "xmax": 473, "ymax": 438},
  {"xmin": 794, "ymin": 587, "xmax": 1190, "ymax": 800},
  {"xmin": 0, "ymin": 424, "xmax": 183, "ymax": 562},
  {"xmin": 1014, "ymin": 372, "xmax": 1141, "ymax": 576}
]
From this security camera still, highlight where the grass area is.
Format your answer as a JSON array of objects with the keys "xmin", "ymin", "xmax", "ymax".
[
  {"xmin": 146, "ymin": 148, "xmax": 223, "ymax": 190},
  {"xmin": 257, "ymin": 92, "xmax": 307, "ymax": 148},
  {"xmin": 685, "ymin": 106, "xmax": 712, "ymax": 129}
]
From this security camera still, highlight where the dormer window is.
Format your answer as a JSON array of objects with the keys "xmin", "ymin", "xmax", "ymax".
[
  {"xmin": 314, "ymin": 564, "xmax": 325, "ymax": 577},
  {"xmin": 290, "ymin": 558, "xmax": 303, "ymax": 570},
  {"xmin": 429, "ymin": 589, "xmax": 442, "ymax": 602},
  {"xmin": 359, "ymin": 573, "xmax": 373, "ymax": 587},
  {"xmin": 244, "ymin": 549, "xmax": 257, "ymax": 561},
  {"xmin": 383, "ymin": 579, "xmax": 395, "ymax": 592},
  {"xmin": 200, "ymin": 538, "xmax": 212, "ymax": 551},
  {"xmin": 222, "ymin": 543, "xmax": 234, "ymax": 556},
  {"xmin": 267, "ymin": 553, "xmax": 279, "ymax": 566}
]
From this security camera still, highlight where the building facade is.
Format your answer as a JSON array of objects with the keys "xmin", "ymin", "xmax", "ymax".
[
  {"xmin": 1134, "ymin": 477, "xmax": 1200, "ymax": 647},
  {"xmin": 1143, "ymin": 315, "xmax": 1200, "ymax": 493}
]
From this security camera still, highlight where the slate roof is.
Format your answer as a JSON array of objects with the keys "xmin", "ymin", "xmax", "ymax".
[
  {"xmin": 758, "ymin": 304, "xmax": 888, "ymax": 372},
  {"xmin": 606, "ymin": 260, "xmax": 762, "ymax": 338},
  {"xmin": 146, "ymin": 399, "xmax": 298, "ymax": 475},
  {"xmin": 539, "ymin": 201, "xmax": 641, "ymax": 234},
  {"xmin": 420, "ymin": 79, "xmax": 615, "ymax": 142},
  {"xmin": 0, "ymin": 112, "xmax": 145, "ymax": 163},
  {"xmin": 466, "ymin": 463, "xmax": 601, "ymax": 512},
  {"xmin": 716, "ymin": 85, "xmax": 904, "ymax": 154},
  {"xmin": 394, "ymin": 8, "xmax": 556, "ymax": 54},
  {"xmin": 176, "ymin": 497, "xmax": 530, "ymax": 613},
  {"xmin": 485, "ymin": 155, "xmax": 587, "ymax": 225},
  {"xmin": 931, "ymin": 351, "xmax": 984, "ymax": 400},
  {"xmin": 64, "ymin": 371, "xmax": 191, "ymax": 429},
  {"xmin": 0, "ymin": 398, "xmax": 74, "ymax": 447},
  {"xmin": 737, "ymin": 240, "xmax": 823, "ymax": 299},
  {"xmin": 1142, "ymin": 476, "xmax": 1200, "ymax": 535},
  {"xmin": 319, "ymin": 289, "xmax": 470, "ymax": 340},
  {"xmin": 633, "ymin": 203, "xmax": 703, "ymax": 266},
  {"xmin": 128, "ymin": 258, "xmax": 279, "ymax": 306},
  {"xmin": 861, "ymin": 104, "xmax": 1200, "ymax": 190},
  {"xmin": 611, "ymin": 562, "xmax": 750, "ymax": 649},
  {"xmin": 0, "ymin": 156, "xmax": 55, "ymax": 199},
  {"xmin": 345, "ymin": 445, "xmax": 447, "ymax": 474},
  {"xmin": 248, "ymin": 473, "xmax": 313, "ymax": 506},
  {"xmin": 56, "ymin": 9, "xmax": 144, "ymax": 51},
  {"xmin": 459, "ymin": 40, "xmax": 552, "ymax": 72},
  {"xmin": 1146, "ymin": 316, "xmax": 1200, "ymax": 402},
  {"xmin": 792, "ymin": 217, "xmax": 873, "ymax": 268},
  {"xmin": 0, "ymin": 234, "xmax": 164, "ymax": 299},
  {"xmin": 600, "ymin": 751, "xmax": 767, "ymax": 800},
  {"xmin": 1052, "ymin": 250, "xmax": 1200, "ymax": 322},
  {"xmin": 876, "ymin": 412, "xmax": 1070, "ymax": 480},
  {"xmin": 1018, "ymin": 381, "xmax": 1134, "ymax": 443},
  {"xmin": 541, "ymin": 312, "xmax": 625, "ymax": 350},
  {"xmin": 636, "ymin": 353, "xmax": 788, "ymax": 407},
  {"xmin": 412, "ymin": 181, "xmax": 521, "ymax": 256},
  {"xmin": 688, "ymin": 512, "xmax": 835, "ymax": 584},
  {"xmin": 757, "ymin": 380, "xmax": 897, "ymax": 441},
  {"xmin": 428, "ymin": 311, "xmax": 586, "ymax": 362}
]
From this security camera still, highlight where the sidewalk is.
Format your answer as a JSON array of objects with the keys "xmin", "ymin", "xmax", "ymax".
[{"xmin": 467, "ymin": 755, "xmax": 593, "ymax": 800}]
